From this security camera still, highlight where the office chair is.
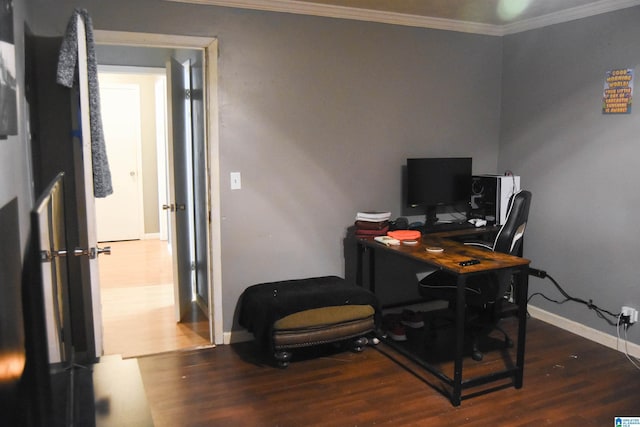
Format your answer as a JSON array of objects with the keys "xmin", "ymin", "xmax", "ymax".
[{"xmin": 418, "ymin": 190, "xmax": 532, "ymax": 361}]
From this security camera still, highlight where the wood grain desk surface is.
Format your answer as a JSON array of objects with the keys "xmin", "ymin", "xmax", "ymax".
[{"xmin": 359, "ymin": 228, "xmax": 530, "ymax": 275}]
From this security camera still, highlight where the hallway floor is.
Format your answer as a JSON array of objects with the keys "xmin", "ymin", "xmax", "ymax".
[{"xmin": 98, "ymin": 239, "xmax": 210, "ymax": 358}]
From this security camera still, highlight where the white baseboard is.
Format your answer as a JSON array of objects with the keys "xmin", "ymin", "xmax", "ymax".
[
  {"xmin": 224, "ymin": 330, "xmax": 254, "ymax": 345},
  {"xmin": 528, "ymin": 305, "xmax": 640, "ymax": 358},
  {"xmin": 143, "ymin": 232, "xmax": 160, "ymax": 240}
]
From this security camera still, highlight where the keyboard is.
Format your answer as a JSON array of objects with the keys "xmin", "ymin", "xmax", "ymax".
[{"xmin": 422, "ymin": 221, "xmax": 477, "ymax": 233}]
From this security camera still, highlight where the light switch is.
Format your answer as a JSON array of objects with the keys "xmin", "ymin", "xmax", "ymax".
[{"xmin": 230, "ymin": 172, "xmax": 241, "ymax": 190}]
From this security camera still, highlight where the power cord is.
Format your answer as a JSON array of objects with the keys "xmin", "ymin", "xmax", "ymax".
[
  {"xmin": 528, "ymin": 267, "xmax": 639, "ymax": 371},
  {"xmin": 527, "ymin": 268, "xmax": 621, "ymax": 326},
  {"xmin": 617, "ymin": 314, "xmax": 640, "ymax": 370}
]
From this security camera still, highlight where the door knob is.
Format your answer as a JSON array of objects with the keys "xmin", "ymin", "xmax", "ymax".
[
  {"xmin": 74, "ymin": 247, "xmax": 92, "ymax": 258},
  {"xmin": 73, "ymin": 246, "xmax": 111, "ymax": 259},
  {"xmin": 97, "ymin": 246, "xmax": 112, "ymax": 256},
  {"xmin": 74, "ymin": 247, "xmax": 97, "ymax": 259}
]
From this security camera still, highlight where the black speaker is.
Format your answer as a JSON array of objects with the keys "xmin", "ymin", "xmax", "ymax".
[
  {"xmin": 470, "ymin": 175, "xmax": 520, "ymax": 225},
  {"xmin": 470, "ymin": 176, "xmax": 497, "ymax": 223}
]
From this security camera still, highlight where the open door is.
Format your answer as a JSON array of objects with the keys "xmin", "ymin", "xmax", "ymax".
[
  {"xmin": 76, "ymin": 16, "xmax": 107, "ymax": 358},
  {"xmin": 189, "ymin": 54, "xmax": 212, "ymax": 337},
  {"xmin": 166, "ymin": 57, "xmax": 196, "ymax": 322}
]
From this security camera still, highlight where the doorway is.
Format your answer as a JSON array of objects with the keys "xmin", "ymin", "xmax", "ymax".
[
  {"xmin": 91, "ymin": 33, "xmax": 223, "ymax": 356},
  {"xmin": 96, "ymin": 66, "xmax": 209, "ymax": 358}
]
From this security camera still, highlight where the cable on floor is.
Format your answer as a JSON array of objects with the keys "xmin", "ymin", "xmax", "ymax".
[{"xmin": 527, "ymin": 267, "xmax": 638, "ymax": 370}]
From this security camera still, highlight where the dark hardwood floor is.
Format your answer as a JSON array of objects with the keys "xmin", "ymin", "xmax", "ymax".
[{"xmin": 137, "ymin": 318, "xmax": 639, "ymax": 426}]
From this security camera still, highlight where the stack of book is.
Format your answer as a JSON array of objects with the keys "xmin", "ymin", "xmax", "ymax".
[{"xmin": 354, "ymin": 211, "xmax": 391, "ymax": 238}]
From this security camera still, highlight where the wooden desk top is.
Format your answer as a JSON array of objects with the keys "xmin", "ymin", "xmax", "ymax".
[{"xmin": 359, "ymin": 231, "xmax": 529, "ymax": 275}]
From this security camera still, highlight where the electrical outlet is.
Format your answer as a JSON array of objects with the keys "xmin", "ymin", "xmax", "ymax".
[{"xmin": 621, "ymin": 306, "xmax": 638, "ymax": 325}]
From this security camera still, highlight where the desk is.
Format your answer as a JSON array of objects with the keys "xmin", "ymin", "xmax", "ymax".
[{"xmin": 356, "ymin": 229, "xmax": 530, "ymax": 406}]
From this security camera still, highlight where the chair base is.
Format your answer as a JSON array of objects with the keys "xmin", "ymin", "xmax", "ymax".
[{"xmin": 422, "ymin": 308, "xmax": 514, "ymax": 362}]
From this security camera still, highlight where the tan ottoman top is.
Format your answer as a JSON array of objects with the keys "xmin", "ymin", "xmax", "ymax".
[{"xmin": 274, "ymin": 305, "xmax": 374, "ymax": 330}]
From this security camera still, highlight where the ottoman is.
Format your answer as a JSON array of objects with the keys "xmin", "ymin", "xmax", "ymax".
[{"xmin": 239, "ymin": 276, "xmax": 380, "ymax": 367}]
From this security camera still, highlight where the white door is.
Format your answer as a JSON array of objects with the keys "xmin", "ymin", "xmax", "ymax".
[
  {"xmin": 167, "ymin": 57, "xmax": 196, "ymax": 322},
  {"xmin": 95, "ymin": 82, "xmax": 143, "ymax": 242}
]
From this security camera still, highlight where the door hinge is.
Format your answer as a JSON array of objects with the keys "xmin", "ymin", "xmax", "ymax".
[{"xmin": 185, "ymin": 89, "xmax": 191, "ymax": 100}]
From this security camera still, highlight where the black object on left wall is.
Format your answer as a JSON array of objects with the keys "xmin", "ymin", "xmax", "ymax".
[{"xmin": 0, "ymin": 196, "xmax": 52, "ymax": 427}]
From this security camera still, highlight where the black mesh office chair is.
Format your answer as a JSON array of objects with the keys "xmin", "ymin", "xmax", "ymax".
[{"xmin": 418, "ymin": 190, "xmax": 532, "ymax": 361}]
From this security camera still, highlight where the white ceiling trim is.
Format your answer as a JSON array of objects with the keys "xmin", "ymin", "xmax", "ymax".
[
  {"xmin": 166, "ymin": 0, "xmax": 640, "ymax": 36},
  {"xmin": 502, "ymin": 0, "xmax": 640, "ymax": 35},
  {"xmin": 165, "ymin": 0, "xmax": 503, "ymax": 35}
]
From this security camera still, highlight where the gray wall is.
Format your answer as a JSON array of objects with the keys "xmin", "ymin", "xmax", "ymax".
[
  {"xmin": 501, "ymin": 8, "xmax": 639, "ymax": 344},
  {"xmin": 26, "ymin": 0, "xmax": 503, "ymax": 333}
]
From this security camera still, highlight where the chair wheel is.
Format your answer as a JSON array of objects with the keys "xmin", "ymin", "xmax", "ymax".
[{"xmin": 472, "ymin": 349, "xmax": 484, "ymax": 361}]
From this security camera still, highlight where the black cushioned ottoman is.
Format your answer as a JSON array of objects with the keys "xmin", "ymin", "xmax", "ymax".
[{"xmin": 239, "ymin": 276, "xmax": 380, "ymax": 367}]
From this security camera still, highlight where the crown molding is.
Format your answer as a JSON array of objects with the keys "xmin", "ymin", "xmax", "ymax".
[
  {"xmin": 164, "ymin": 0, "xmax": 502, "ymax": 35},
  {"xmin": 502, "ymin": 0, "xmax": 640, "ymax": 35},
  {"xmin": 165, "ymin": 0, "xmax": 640, "ymax": 36}
]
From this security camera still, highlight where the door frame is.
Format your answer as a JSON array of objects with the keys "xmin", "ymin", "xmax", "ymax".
[{"xmin": 93, "ymin": 30, "xmax": 223, "ymax": 345}]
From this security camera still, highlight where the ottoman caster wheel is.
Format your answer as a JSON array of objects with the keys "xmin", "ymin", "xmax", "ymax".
[
  {"xmin": 351, "ymin": 336, "xmax": 368, "ymax": 352},
  {"xmin": 274, "ymin": 351, "xmax": 292, "ymax": 368}
]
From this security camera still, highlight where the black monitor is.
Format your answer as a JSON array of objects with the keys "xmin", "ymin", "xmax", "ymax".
[{"xmin": 406, "ymin": 157, "xmax": 472, "ymax": 226}]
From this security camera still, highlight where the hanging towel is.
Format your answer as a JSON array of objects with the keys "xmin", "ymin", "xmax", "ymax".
[{"xmin": 56, "ymin": 8, "xmax": 113, "ymax": 198}]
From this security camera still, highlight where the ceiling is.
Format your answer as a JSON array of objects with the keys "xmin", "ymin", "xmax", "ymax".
[{"xmin": 168, "ymin": 0, "xmax": 640, "ymax": 35}]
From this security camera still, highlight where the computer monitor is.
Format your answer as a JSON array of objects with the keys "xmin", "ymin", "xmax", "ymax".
[{"xmin": 406, "ymin": 157, "xmax": 472, "ymax": 226}]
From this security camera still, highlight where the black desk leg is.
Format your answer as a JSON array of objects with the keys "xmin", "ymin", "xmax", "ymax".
[
  {"xmin": 452, "ymin": 274, "xmax": 466, "ymax": 406},
  {"xmin": 368, "ymin": 247, "xmax": 376, "ymax": 294},
  {"xmin": 356, "ymin": 242, "xmax": 363, "ymax": 287},
  {"xmin": 515, "ymin": 265, "xmax": 529, "ymax": 388},
  {"xmin": 355, "ymin": 242, "xmax": 376, "ymax": 294}
]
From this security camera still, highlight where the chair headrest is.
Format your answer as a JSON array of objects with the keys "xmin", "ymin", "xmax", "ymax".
[{"xmin": 493, "ymin": 190, "xmax": 532, "ymax": 255}]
